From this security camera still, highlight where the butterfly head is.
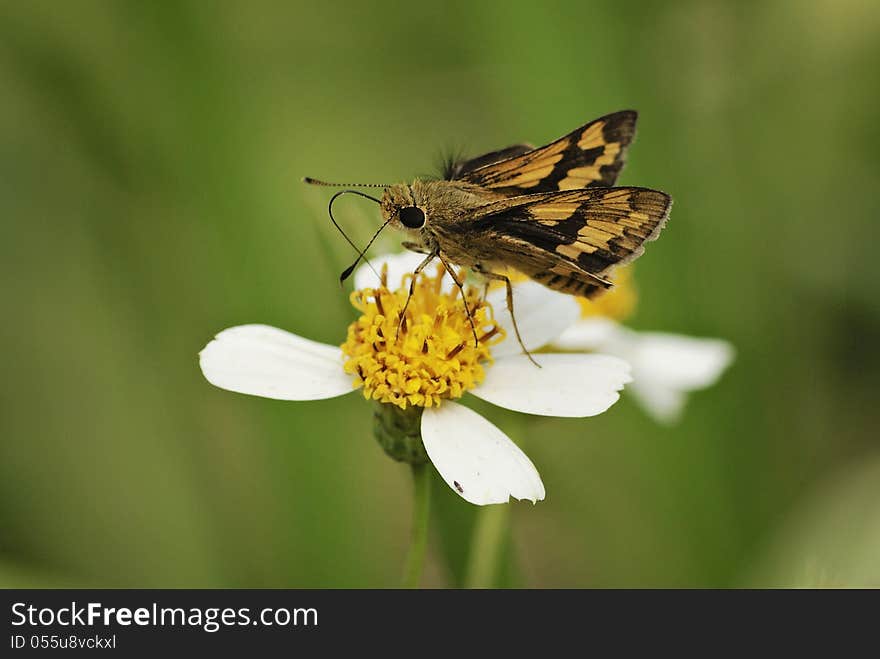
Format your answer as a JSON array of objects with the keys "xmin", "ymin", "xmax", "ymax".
[{"xmin": 381, "ymin": 183, "xmax": 428, "ymax": 233}]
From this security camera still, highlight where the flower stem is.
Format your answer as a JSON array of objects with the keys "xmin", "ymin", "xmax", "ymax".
[
  {"xmin": 464, "ymin": 504, "xmax": 509, "ymax": 588},
  {"xmin": 402, "ymin": 462, "xmax": 431, "ymax": 588}
]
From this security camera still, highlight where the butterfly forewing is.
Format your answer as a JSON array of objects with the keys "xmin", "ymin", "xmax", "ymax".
[
  {"xmin": 444, "ymin": 144, "xmax": 533, "ymax": 179},
  {"xmin": 471, "ymin": 186, "xmax": 671, "ymax": 298},
  {"xmin": 457, "ymin": 110, "xmax": 637, "ymax": 194}
]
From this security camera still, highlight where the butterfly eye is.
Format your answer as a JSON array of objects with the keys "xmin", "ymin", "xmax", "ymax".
[{"xmin": 399, "ymin": 206, "xmax": 426, "ymax": 229}]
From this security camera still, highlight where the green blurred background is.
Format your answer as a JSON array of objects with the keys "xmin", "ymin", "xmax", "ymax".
[{"xmin": 2, "ymin": 0, "xmax": 879, "ymax": 588}]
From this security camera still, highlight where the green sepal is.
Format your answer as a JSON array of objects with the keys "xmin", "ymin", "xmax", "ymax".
[{"xmin": 373, "ymin": 403, "xmax": 428, "ymax": 464}]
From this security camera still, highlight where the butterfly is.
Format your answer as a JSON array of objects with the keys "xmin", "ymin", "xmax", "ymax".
[{"xmin": 305, "ymin": 110, "xmax": 671, "ymax": 362}]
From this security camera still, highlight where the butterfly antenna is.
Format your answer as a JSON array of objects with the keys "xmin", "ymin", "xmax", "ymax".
[
  {"xmin": 339, "ymin": 217, "xmax": 393, "ymax": 284},
  {"xmin": 303, "ymin": 177, "xmax": 390, "ymax": 188},
  {"xmin": 326, "ymin": 189, "xmax": 385, "ymax": 284}
]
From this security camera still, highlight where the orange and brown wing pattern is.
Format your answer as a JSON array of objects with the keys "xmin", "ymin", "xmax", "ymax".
[
  {"xmin": 458, "ymin": 111, "xmax": 637, "ymax": 194},
  {"xmin": 471, "ymin": 186, "xmax": 670, "ymax": 298},
  {"xmin": 444, "ymin": 143, "xmax": 534, "ymax": 179}
]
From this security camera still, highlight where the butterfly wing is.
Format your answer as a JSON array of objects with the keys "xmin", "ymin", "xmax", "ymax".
[
  {"xmin": 469, "ymin": 186, "xmax": 670, "ymax": 298},
  {"xmin": 457, "ymin": 111, "xmax": 637, "ymax": 194},
  {"xmin": 444, "ymin": 144, "xmax": 534, "ymax": 179}
]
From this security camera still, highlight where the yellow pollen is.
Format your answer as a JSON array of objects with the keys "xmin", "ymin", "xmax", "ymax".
[
  {"xmin": 578, "ymin": 265, "xmax": 637, "ymax": 321},
  {"xmin": 341, "ymin": 264, "xmax": 505, "ymax": 409}
]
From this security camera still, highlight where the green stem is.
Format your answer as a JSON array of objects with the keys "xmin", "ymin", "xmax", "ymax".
[
  {"xmin": 464, "ymin": 504, "xmax": 509, "ymax": 588},
  {"xmin": 402, "ymin": 463, "xmax": 431, "ymax": 588}
]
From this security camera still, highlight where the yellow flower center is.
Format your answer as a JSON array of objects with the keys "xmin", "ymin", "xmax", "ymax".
[
  {"xmin": 577, "ymin": 265, "xmax": 637, "ymax": 321},
  {"xmin": 341, "ymin": 264, "xmax": 505, "ymax": 409}
]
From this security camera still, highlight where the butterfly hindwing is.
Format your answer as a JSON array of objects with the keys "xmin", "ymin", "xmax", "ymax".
[
  {"xmin": 471, "ymin": 186, "xmax": 671, "ymax": 297},
  {"xmin": 457, "ymin": 111, "xmax": 638, "ymax": 194}
]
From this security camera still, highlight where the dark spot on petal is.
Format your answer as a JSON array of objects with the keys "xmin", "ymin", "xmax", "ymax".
[{"xmin": 454, "ymin": 481, "xmax": 464, "ymax": 493}]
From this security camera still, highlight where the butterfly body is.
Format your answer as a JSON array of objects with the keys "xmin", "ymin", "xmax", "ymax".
[{"xmin": 380, "ymin": 179, "xmax": 506, "ymax": 263}]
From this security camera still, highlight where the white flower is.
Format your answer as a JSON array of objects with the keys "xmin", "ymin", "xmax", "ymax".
[
  {"xmin": 200, "ymin": 252, "xmax": 632, "ymax": 506},
  {"xmin": 554, "ymin": 316, "xmax": 734, "ymax": 424}
]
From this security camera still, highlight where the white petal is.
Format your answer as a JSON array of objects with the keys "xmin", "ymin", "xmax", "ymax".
[
  {"xmin": 622, "ymin": 333, "xmax": 735, "ymax": 423},
  {"xmin": 471, "ymin": 353, "xmax": 632, "ymax": 417},
  {"xmin": 353, "ymin": 250, "xmax": 449, "ymax": 292},
  {"xmin": 488, "ymin": 281, "xmax": 582, "ymax": 358},
  {"xmin": 421, "ymin": 401, "xmax": 545, "ymax": 505},
  {"xmin": 627, "ymin": 381, "xmax": 688, "ymax": 424},
  {"xmin": 199, "ymin": 324, "xmax": 353, "ymax": 401},
  {"xmin": 552, "ymin": 317, "xmax": 626, "ymax": 351},
  {"xmin": 629, "ymin": 333, "xmax": 735, "ymax": 391},
  {"xmin": 553, "ymin": 318, "xmax": 734, "ymax": 423}
]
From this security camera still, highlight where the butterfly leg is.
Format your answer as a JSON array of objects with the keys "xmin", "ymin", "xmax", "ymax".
[
  {"xmin": 396, "ymin": 250, "xmax": 438, "ymax": 341},
  {"xmin": 401, "ymin": 241, "xmax": 432, "ymax": 255},
  {"xmin": 436, "ymin": 252, "xmax": 480, "ymax": 348},
  {"xmin": 474, "ymin": 267, "xmax": 540, "ymax": 368}
]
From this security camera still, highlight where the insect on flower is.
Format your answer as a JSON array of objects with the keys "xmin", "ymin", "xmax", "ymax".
[
  {"xmin": 304, "ymin": 110, "xmax": 672, "ymax": 362},
  {"xmin": 199, "ymin": 255, "xmax": 633, "ymax": 505}
]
